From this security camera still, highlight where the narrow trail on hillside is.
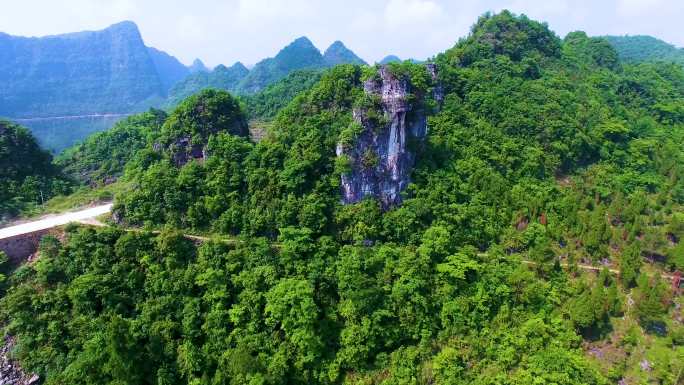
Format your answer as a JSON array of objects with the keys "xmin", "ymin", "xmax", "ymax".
[{"xmin": 2, "ymin": 205, "xmax": 679, "ymax": 283}]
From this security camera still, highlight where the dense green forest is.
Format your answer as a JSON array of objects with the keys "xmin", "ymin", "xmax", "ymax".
[
  {"xmin": 606, "ymin": 35, "xmax": 684, "ymax": 66},
  {"xmin": 57, "ymin": 71, "xmax": 324, "ymax": 186},
  {"xmin": 0, "ymin": 120, "xmax": 69, "ymax": 220},
  {"xmin": 2, "ymin": 10, "xmax": 684, "ymax": 385},
  {"xmin": 55, "ymin": 110, "xmax": 167, "ymax": 185},
  {"xmin": 242, "ymin": 69, "xmax": 324, "ymax": 120}
]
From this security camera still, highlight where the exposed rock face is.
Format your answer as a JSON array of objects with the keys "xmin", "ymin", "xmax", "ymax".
[
  {"xmin": 337, "ymin": 65, "xmax": 438, "ymax": 208},
  {"xmin": 0, "ymin": 21, "xmax": 165, "ymax": 119},
  {"xmin": 167, "ymin": 136, "xmax": 210, "ymax": 167},
  {"xmin": 0, "ymin": 336, "xmax": 39, "ymax": 385}
]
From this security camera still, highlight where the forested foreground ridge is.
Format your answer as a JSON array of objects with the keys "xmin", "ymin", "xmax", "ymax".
[
  {"xmin": 2, "ymin": 11, "xmax": 684, "ymax": 385},
  {"xmin": 0, "ymin": 120, "xmax": 70, "ymax": 220}
]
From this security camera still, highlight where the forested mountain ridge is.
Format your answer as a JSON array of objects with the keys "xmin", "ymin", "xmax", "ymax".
[
  {"xmin": 165, "ymin": 37, "xmax": 368, "ymax": 109},
  {"xmin": 0, "ymin": 22, "xmax": 368, "ymax": 150},
  {"xmin": 146, "ymin": 46, "xmax": 191, "ymax": 92},
  {"xmin": 0, "ymin": 21, "xmax": 188, "ymax": 152},
  {"xmin": 323, "ymin": 41, "xmax": 367, "ymax": 66},
  {"xmin": 236, "ymin": 36, "xmax": 328, "ymax": 94},
  {"xmin": 165, "ymin": 62, "xmax": 250, "ymax": 108},
  {"xmin": 2, "ymin": 10, "xmax": 684, "ymax": 385},
  {"xmin": 0, "ymin": 21, "xmax": 168, "ymax": 119},
  {"xmin": 606, "ymin": 35, "xmax": 684, "ymax": 65}
]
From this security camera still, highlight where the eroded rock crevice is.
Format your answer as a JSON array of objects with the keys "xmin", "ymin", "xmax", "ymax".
[{"xmin": 337, "ymin": 64, "xmax": 439, "ymax": 209}]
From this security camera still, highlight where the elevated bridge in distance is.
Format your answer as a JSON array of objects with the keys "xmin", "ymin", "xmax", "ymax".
[{"xmin": 0, "ymin": 204, "xmax": 112, "ymax": 264}]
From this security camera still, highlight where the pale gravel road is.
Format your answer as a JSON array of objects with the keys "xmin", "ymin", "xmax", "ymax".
[{"xmin": 0, "ymin": 204, "xmax": 113, "ymax": 240}]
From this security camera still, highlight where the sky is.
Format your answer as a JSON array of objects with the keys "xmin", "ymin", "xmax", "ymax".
[{"xmin": 1, "ymin": 0, "xmax": 683, "ymax": 67}]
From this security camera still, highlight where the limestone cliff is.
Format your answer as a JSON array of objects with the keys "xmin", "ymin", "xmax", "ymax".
[{"xmin": 337, "ymin": 64, "xmax": 439, "ymax": 208}]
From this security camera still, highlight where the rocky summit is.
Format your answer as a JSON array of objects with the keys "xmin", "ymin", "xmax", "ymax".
[{"xmin": 337, "ymin": 64, "xmax": 439, "ymax": 208}]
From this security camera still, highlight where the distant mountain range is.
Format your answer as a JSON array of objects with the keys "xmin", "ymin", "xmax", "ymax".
[
  {"xmin": 167, "ymin": 37, "xmax": 368, "ymax": 104},
  {"xmin": 17, "ymin": 21, "xmax": 684, "ymax": 153},
  {"xmin": 0, "ymin": 21, "xmax": 370, "ymax": 151},
  {"xmin": 0, "ymin": 21, "xmax": 170, "ymax": 119}
]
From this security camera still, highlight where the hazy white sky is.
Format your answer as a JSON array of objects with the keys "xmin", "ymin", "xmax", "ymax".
[{"xmin": 1, "ymin": 0, "xmax": 683, "ymax": 67}]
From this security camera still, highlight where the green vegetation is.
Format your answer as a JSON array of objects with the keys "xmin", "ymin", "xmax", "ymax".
[
  {"xmin": 18, "ymin": 114, "xmax": 131, "ymax": 154},
  {"xmin": 323, "ymin": 41, "xmax": 367, "ymax": 66},
  {"xmin": 243, "ymin": 69, "xmax": 324, "ymax": 120},
  {"xmin": 237, "ymin": 37, "xmax": 328, "ymax": 94},
  {"xmin": 166, "ymin": 63, "xmax": 250, "ymax": 109},
  {"xmin": 56, "ymin": 110, "xmax": 167, "ymax": 185},
  {"xmin": 606, "ymin": 35, "xmax": 684, "ymax": 66},
  {"xmin": 0, "ymin": 120, "xmax": 69, "ymax": 220},
  {"xmin": 2, "ymin": 10, "xmax": 684, "ymax": 385}
]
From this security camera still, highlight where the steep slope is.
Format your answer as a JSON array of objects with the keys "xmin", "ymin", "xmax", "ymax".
[
  {"xmin": 146, "ymin": 46, "xmax": 190, "ymax": 93},
  {"xmin": 236, "ymin": 36, "xmax": 327, "ymax": 93},
  {"xmin": 323, "ymin": 41, "xmax": 367, "ymax": 66},
  {"xmin": 0, "ymin": 21, "xmax": 164, "ymax": 119},
  {"xmin": 606, "ymin": 35, "xmax": 684, "ymax": 65},
  {"xmin": 165, "ymin": 62, "xmax": 249, "ymax": 108},
  {"xmin": 338, "ymin": 64, "xmax": 437, "ymax": 208},
  {"xmin": 0, "ymin": 21, "xmax": 192, "ymax": 152}
]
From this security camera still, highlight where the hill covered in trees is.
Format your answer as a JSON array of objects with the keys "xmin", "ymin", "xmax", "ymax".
[
  {"xmin": 55, "ymin": 110, "xmax": 167, "ymax": 185},
  {"xmin": 165, "ymin": 63, "xmax": 250, "ymax": 108},
  {"xmin": 2, "ymin": 10, "xmax": 684, "ymax": 385},
  {"xmin": 606, "ymin": 35, "xmax": 684, "ymax": 66},
  {"xmin": 0, "ymin": 120, "xmax": 69, "ymax": 220},
  {"xmin": 168, "ymin": 37, "xmax": 368, "ymax": 106}
]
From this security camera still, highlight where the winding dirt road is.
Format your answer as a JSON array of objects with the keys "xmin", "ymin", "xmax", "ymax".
[{"xmin": 0, "ymin": 204, "xmax": 113, "ymax": 240}]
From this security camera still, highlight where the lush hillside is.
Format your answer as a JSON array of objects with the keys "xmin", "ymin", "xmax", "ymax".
[
  {"xmin": 237, "ymin": 37, "xmax": 327, "ymax": 94},
  {"xmin": 0, "ymin": 120, "xmax": 69, "ymax": 219},
  {"xmin": 2, "ymin": 11, "xmax": 684, "ymax": 385},
  {"xmin": 167, "ymin": 38, "xmax": 366, "ymax": 107},
  {"xmin": 243, "ymin": 69, "xmax": 324, "ymax": 120},
  {"xmin": 606, "ymin": 35, "xmax": 684, "ymax": 65},
  {"xmin": 166, "ymin": 62, "xmax": 249, "ymax": 108},
  {"xmin": 55, "ymin": 109, "xmax": 167, "ymax": 185}
]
